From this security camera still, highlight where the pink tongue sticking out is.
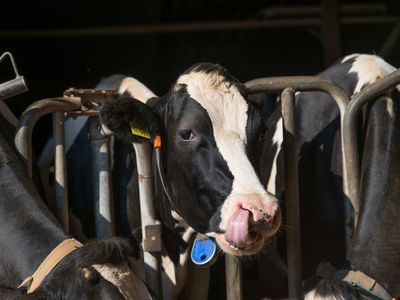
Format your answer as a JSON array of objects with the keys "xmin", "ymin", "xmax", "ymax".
[{"xmin": 224, "ymin": 209, "xmax": 250, "ymax": 248}]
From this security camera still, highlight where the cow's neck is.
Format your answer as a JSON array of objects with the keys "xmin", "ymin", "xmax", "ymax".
[
  {"xmin": 0, "ymin": 132, "xmax": 67, "ymax": 288},
  {"xmin": 348, "ymin": 97, "xmax": 400, "ymax": 297},
  {"xmin": 157, "ymin": 195, "xmax": 193, "ymax": 259}
]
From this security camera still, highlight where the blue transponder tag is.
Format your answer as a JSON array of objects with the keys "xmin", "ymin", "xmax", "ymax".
[{"xmin": 191, "ymin": 235, "xmax": 217, "ymax": 267}]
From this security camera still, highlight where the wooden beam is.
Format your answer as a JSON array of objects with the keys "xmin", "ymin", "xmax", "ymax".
[{"xmin": 321, "ymin": 0, "xmax": 342, "ymax": 65}]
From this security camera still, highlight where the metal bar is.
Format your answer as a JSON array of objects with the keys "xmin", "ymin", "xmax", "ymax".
[
  {"xmin": 245, "ymin": 76, "xmax": 348, "ymax": 112},
  {"xmin": 321, "ymin": 0, "xmax": 342, "ymax": 65},
  {"xmin": 342, "ymin": 68, "xmax": 400, "ymax": 224},
  {"xmin": 0, "ymin": 76, "xmax": 28, "ymax": 101},
  {"xmin": 0, "ymin": 52, "xmax": 28, "ymax": 100},
  {"xmin": 281, "ymin": 88, "xmax": 302, "ymax": 298},
  {"xmin": 53, "ymin": 111, "xmax": 69, "ymax": 231},
  {"xmin": 0, "ymin": 16, "xmax": 398, "ymax": 38},
  {"xmin": 225, "ymin": 254, "xmax": 243, "ymax": 300},
  {"xmin": 133, "ymin": 142, "xmax": 162, "ymax": 298},
  {"xmin": 14, "ymin": 98, "xmax": 80, "ymax": 177},
  {"xmin": 88, "ymin": 116, "xmax": 115, "ymax": 239},
  {"xmin": 245, "ymin": 76, "xmax": 354, "ymax": 261}
]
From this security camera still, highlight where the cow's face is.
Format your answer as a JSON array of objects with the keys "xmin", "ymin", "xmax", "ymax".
[{"xmin": 101, "ymin": 64, "xmax": 281, "ymax": 256}]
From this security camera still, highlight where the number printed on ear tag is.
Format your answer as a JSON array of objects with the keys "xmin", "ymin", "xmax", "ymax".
[{"xmin": 191, "ymin": 235, "xmax": 217, "ymax": 268}]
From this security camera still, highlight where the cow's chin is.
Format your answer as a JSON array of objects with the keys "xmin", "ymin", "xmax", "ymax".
[{"xmin": 215, "ymin": 232, "xmax": 265, "ymax": 256}]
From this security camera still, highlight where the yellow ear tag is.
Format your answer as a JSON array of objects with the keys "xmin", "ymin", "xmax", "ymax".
[{"xmin": 129, "ymin": 121, "xmax": 151, "ymax": 139}]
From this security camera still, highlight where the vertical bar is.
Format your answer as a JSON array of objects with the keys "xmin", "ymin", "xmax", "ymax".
[
  {"xmin": 281, "ymin": 88, "xmax": 302, "ymax": 298},
  {"xmin": 88, "ymin": 117, "xmax": 115, "ymax": 239},
  {"xmin": 133, "ymin": 142, "xmax": 162, "ymax": 298},
  {"xmin": 321, "ymin": 0, "xmax": 342, "ymax": 65},
  {"xmin": 225, "ymin": 254, "xmax": 243, "ymax": 300},
  {"xmin": 53, "ymin": 112, "xmax": 69, "ymax": 231}
]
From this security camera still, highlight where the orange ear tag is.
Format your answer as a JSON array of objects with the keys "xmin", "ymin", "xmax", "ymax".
[{"xmin": 153, "ymin": 135, "xmax": 161, "ymax": 148}]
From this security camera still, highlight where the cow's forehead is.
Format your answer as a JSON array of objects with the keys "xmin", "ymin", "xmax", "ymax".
[{"xmin": 176, "ymin": 69, "xmax": 249, "ymax": 141}]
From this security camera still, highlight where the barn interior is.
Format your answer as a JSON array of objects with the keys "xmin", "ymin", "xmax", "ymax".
[{"xmin": 1, "ymin": 0, "xmax": 399, "ymax": 299}]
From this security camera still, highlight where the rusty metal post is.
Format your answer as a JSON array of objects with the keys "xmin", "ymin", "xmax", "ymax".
[
  {"xmin": 88, "ymin": 116, "xmax": 115, "ymax": 239},
  {"xmin": 225, "ymin": 254, "xmax": 243, "ymax": 300},
  {"xmin": 281, "ymin": 88, "xmax": 302, "ymax": 298},
  {"xmin": 53, "ymin": 111, "xmax": 69, "ymax": 231},
  {"xmin": 133, "ymin": 142, "xmax": 163, "ymax": 298}
]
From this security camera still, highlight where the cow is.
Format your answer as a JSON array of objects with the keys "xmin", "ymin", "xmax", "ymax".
[
  {"xmin": 101, "ymin": 63, "xmax": 282, "ymax": 254},
  {"xmin": 304, "ymin": 90, "xmax": 400, "ymax": 299},
  {"xmin": 0, "ymin": 114, "xmax": 155, "ymax": 299}
]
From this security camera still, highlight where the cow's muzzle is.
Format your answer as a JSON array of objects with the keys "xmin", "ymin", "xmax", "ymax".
[{"xmin": 215, "ymin": 194, "xmax": 281, "ymax": 256}]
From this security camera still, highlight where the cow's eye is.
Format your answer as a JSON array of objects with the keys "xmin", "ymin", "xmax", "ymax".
[{"xmin": 178, "ymin": 129, "xmax": 195, "ymax": 141}]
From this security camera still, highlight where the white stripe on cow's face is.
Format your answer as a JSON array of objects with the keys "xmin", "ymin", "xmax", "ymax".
[
  {"xmin": 177, "ymin": 70, "xmax": 273, "ymax": 230},
  {"xmin": 118, "ymin": 77, "xmax": 157, "ymax": 103},
  {"xmin": 267, "ymin": 117, "xmax": 283, "ymax": 196},
  {"xmin": 347, "ymin": 54, "xmax": 396, "ymax": 94}
]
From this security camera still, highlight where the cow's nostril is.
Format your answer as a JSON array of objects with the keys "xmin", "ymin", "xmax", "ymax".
[{"xmin": 249, "ymin": 217, "xmax": 272, "ymax": 233}]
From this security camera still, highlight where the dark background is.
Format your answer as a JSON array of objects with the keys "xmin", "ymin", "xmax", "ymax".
[
  {"xmin": 1, "ymin": 0, "xmax": 399, "ymax": 116},
  {"xmin": 1, "ymin": 1, "xmax": 399, "ymax": 298}
]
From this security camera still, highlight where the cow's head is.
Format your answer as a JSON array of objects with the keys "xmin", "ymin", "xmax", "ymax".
[
  {"xmin": 101, "ymin": 63, "xmax": 281, "ymax": 256},
  {"xmin": 20, "ymin": 239, "xmax": 154, "ymax": 300}
]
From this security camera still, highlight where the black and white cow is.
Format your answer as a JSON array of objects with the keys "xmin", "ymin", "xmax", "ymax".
[
  {"xmin": 0, "ymin": 113, "xmax": 154, "ymax": 299},
  {"xmin": 103, "ymin": 63, "xmax": 282, "ymax": 255},
  {"xmin": 56, "ymin": 66, "xmax": 283, "ymax": 299}
]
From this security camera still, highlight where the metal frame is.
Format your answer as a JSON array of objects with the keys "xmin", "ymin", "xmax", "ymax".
[
  {"xmin": 245, "ymin": 76, "xmax": 350, "ymax": 299},
  {"xmin": 243, "ymin": 70, "xmax": 400, "ymax": 299},
  {"xmin": 14, "ymin": 90, "xmax": 163, "ymax": 297}
]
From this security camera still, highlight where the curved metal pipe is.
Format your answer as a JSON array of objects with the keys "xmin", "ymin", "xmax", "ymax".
[
  {"xmin": 245, "ymin": 76, "xmax": 348, "ymax": 112},
  {"xmin": 15, "ymin": 98, "xmax": 80, "ymax": 177},
  {"xmin": 342, "ymin": 68, "xmax": 400, "ymax": 223},
  {"xmin": 245, "ymin": 76, "xmax": 351, "ymax": 211},
  {"xmin": 245, "ymin": 76, "xmax": 352, "ymax": 293}
]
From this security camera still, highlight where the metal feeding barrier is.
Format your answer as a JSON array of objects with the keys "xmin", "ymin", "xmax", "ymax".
[
  {"xmin": 244, "ymin": 68, "xmax": 400, "ymax": 299},
  {"xmin": 13, "ymin": 68, "xmax": 400, "ymax": 300},
  {"xmin": 13, "ymin": 89, "xmax": 165, "ymax": 296}
]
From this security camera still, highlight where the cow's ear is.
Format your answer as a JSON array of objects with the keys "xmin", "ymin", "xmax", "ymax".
[{"xmin": 100, "ymin": 96, "xmax": 161, "ymax": 144}]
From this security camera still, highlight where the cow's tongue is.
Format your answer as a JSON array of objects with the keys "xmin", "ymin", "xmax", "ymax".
[{"xmin": 224, "ymin": 209, "xmax": 250, "ymax": 248}]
